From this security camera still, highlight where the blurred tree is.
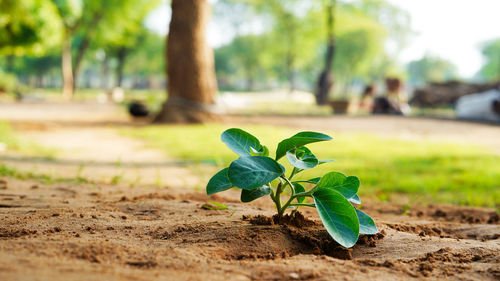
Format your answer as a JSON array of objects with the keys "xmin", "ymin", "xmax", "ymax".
[
  {"xmin": 51, "ymin": 0, "xmax": 159, "ymax": 98},
  {"xmin": 14, "ymin": 51, "xmax": 61, "ymax": 88},
  {"xmin": 315, "ymin": 0, "xmax": 336, "ymax": 105},
  {"xmin": 215, "ymin": 34, "xmax": 268, "ymax": 90},
  {"xmin": 354, "ymin": 0, "xmax": 412, "ymax": 56},
  {"xmin": 92, "ymin": 0, "xmax": 161, "ymax": 89},
  {"xmin": 244, "ymin": 0, "xmax": 305, "ymax": 92},
  {"xmin": 407, "ymin": 54, "xmax": 458, "ymax": 86},
  {"xmin": 214, "ymin": 0, "xmax": 389, "ymax": 97},
  {"xmin": 479, "ymin": 38, "xmax": 500, "ymax": 82},
  {"xmin": 0, "ymin": 0, "xmax": 61, "ymax": 72},
  {"xmin": 123, "ymin": 29, "xmax": 165, "ymax": 88},
  {"xmin": 155, "ymin": 0, "xmax": 218, "ymax": 123}
]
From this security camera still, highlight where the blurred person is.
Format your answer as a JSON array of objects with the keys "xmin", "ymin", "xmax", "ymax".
[
  {"xmin": 372, "ymin": 78, "xmax": 410, "ymax": 115},
  {"xmin": 358, "ymin": 84, "xmax": 376, "ymax": 113}
]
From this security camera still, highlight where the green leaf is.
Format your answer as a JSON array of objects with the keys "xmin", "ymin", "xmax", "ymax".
[
  {"xmin": 349, "ymin": 194, "xmax": 361, "ymax": 204},
  {"xmin": 286, "ymin": 147, "xmax": 319, "ymax": 170},
  {"xmin": 313, "ymin": 188, "xmax": 359, "ymax": 248},
  {"xmin": 250, "ymin": 145, "xmax": 269, "ymax": 157},
  {"xmin": 292, "ymin": 182, "xmax": 306, "ymax": 203},
  {"xmin": 241, "ymin": 185, "xmax": 271, "ymax": 202},
  {"xmin": 293, "ymin": 177, "xmax": 321, "ymax": 184},
  {"xmin": 206, "ymin": 168, "xmax": 232, "ymax": 195},
  {"xmin": 201, "ymin": 201, "xmax": 229, "ymax": 210},
  {"xmin": 221, "ymin": 128, "xmax": 264, "ymax": 157},
  {"xmin": 319, "ymin": 160, "xmax": 335, "ymax": 165},
  {"xmin": 356, "ymin": 209, "xmax": 378, "ymax": 235},
  {"xmin": 228, "ymin": 156, "xmax": 284, "ymax": 189},
  {"xmin": 275, "ymin": 131, "xmax": 333, "ymax": 160},
  {"xmin": 316, "ymin": 172, "xmax": 359, "ymax": 199}
]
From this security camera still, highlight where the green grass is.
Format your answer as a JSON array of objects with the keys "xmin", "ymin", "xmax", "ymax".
[
  {"xmin": 122, "ymin": 124, "xmax": 500, "ymax": 208},
  {"xmin": 0, "ymin": 121, "xmax": 57, "ymax": 158},
  {"xmin": 0, "ymin": 164, "xmax": 91, "ymax": 185}
]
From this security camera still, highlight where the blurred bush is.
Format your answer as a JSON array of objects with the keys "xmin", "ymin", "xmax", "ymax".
[{"xmin": 0, "ymin": 70, "xmax": 18, "ymax": 94}]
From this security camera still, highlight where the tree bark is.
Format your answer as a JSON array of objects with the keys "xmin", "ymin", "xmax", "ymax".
[
  {"xmin": 154, "ymin": 0, "xmax": 219, "ymax": 123},
  {"xmin": 61, "ymin": 34, "xmax": 74, "ymax": 99},
  {"xmin": 315, "ymin": 0, "xmax": 336, "ymax": 105}
]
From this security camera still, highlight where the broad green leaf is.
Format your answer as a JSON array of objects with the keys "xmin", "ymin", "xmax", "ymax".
[
  {"xmin": 241, "ymin": 185, "xmax": 271, "ymax": 202},
  {"xmin": 286, "ymin": 147, "xmax": 319, "ymax": 170},
  {"xmin": 316, "ymin": 172, "xmax": 359, "ymax": 199},
  {"xmin": 228, "ymin": 156, "xmax": 284, "ymax": 189},
  {"xmin": 293, "ymin": 177, "xmax": 321, "ymax": 184},
  {"xmin": 356, "ymin": 209, "xmax": 378, "ymax": 235},
  {"xmin": 349, "ymin": 194, "xmax": 361, "ymax": 204},
  {"xmin": 206, "ymin": 168, "xmax": 232, "ymax": 195},
  {"xmin": 221, "ymin": 128, "xmax": 263, "ymax": 157},
  {"xmin": 292, "ymin": 183, "xmax": 306, "ymax": 203},
  {"xmin": 313, "ymin": 188, "xmax": 359, "ymax": 248},
  {"xmin": 275, "ymin": 131, "xmax": 332, "ymax": 160}
]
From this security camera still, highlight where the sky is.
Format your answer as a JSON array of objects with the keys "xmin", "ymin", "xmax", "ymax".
[
  {"xmin": 386, "ymin": 0, "xmax": 500, "ymax": 78},
  {"xmin": 146, "ymin": 0, "xmax": 500, "ymax": 78}
]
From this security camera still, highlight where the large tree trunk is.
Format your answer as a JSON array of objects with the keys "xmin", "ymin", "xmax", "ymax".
[
  {"xmin": 154, "ymin": 0, "xmax": 219, "ymax": 123},
  {"xmin": 315, "ymin": 0, "xmax": 336, "ymax": 105},
  {"xmin": 61, "ymin": 34, "xmax": 74, "ymax": 99}
]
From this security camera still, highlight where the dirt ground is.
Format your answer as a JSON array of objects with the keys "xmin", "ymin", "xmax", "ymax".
[
  {"xmin": 0, "ymin": 178, "xmax": 498, "ymax": 281},
  {"xmin": 0, "ymin": 102, "xmax": 499, "ymax": 281}
]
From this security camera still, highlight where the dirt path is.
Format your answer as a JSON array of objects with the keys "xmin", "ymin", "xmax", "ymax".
[{"xmin": 0, "ymin": 102, "xmax": 210, "ymax": 189}]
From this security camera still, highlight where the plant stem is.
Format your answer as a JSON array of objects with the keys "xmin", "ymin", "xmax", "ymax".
[
  {"xmin": 272, "ymin": 182, "xmax": 283, "ymax": 214},
  {"xmin": 289, "ymin": 203, "xmax": 316, "ymax": 207},
  {"xmin": 279, "ymin": 176, "xmax": 299, "ymax": 216}
]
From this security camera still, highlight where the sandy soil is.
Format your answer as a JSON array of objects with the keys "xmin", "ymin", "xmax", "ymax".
[
  {"xmin": 0, "ymin": 102, "xmax": 499, "ymax": 280},
  {"xmin": 0, "ymin": 178, "xmax": 498, "ymax": 281}
]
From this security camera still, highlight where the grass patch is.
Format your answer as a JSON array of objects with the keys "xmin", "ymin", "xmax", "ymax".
[
  {"xmin": 0, "ymin": 121, "xmax": 57, "ymax": 158},
  {"xmin": 122, "ymin": 124, "xmax": 500, "ymax": 208},
  {"xmin": 0, "ymin": 164, "xmax": 90, "ymax": 185}
]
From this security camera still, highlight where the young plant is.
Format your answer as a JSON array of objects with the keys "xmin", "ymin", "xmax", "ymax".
[{"xmin": 206, "ymin": 128, "xmax": 378, "ymax": 248}]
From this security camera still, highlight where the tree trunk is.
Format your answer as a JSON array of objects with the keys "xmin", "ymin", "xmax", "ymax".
[
  {"xmin": 72, "ymin": 37, "xmax": 90, "ymax": 91},
  {"xmin": 154, "ymin": 0, "xmax": 219, "ymax": 123},
  {"xmin": 286, "ymin": 53, "xmax": 296, "ymax": 93},
  {"xmin": 116, "ymin": 47, "xmax": 127, "ymax": 88},
  {"xmin": 61, "ymin": 34, "xmax": 74, "ymax": 99},
  {"xmin": 72, "ymin": 13, "xmax": 102, "ymax": 92},
  {"xmin": 315, "ymin": 0, "xmax": 336, "ymax": 105},
  {"xmin": 101, "ymin": 54, "xmax": 109, "ymax": 91}
]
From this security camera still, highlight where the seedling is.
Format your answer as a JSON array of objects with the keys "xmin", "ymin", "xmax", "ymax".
[{"xmin": 206, "ymin": 128, "xmax": 378, "ymax": 248}]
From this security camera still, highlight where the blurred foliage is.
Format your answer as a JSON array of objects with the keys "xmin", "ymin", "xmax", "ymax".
[
  {"xmin": 213, "ymin": 0, "xmax": 405, "ymax": 94},
  {"xmin": 0, "ymin": 69, "xmax": 18, "ymax": 93},
  {"xmin": 479, "ymin": 38, "xmax": 500, "ymax": 82},
  {"xmin": 407, "ymin": 54, "xmax": 459, "ymax": 87},
  {"xmin": 0, "ymin": 0, "xmax": 61, "ymax": 56}
]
